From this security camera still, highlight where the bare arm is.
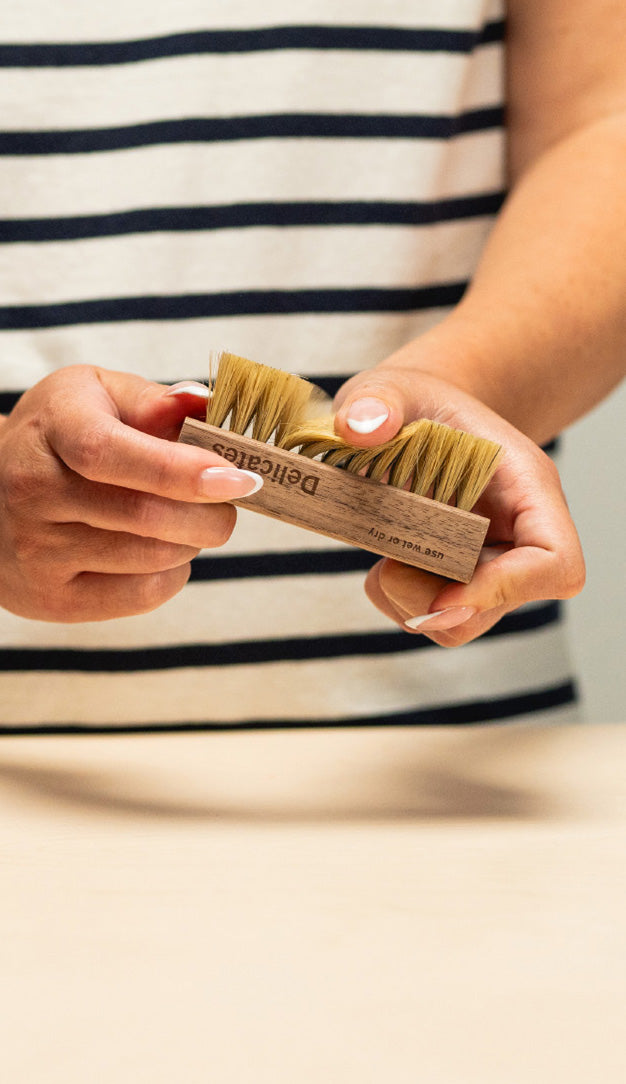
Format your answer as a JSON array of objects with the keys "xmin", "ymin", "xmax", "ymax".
[
  {"xmin": 348, "ymin": 0, "xmax": 626, "ymax": 445},
  {"xmin": 332, "ymin": 0, "xmax": 626, "ymax": 642}
]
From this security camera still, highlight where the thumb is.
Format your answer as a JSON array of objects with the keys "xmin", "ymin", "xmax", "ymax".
[{"xmin": 333, "ymin": 369, "xmax": 410, "ymax": 446}]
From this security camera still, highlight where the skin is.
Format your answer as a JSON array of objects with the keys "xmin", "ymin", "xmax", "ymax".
[
  {"xmin": 0, "ymin": 368, "xmax": 258, "ymax": 621},
  {"xmin": 333, "ymin": 0, "xmax": 626, "ymax": 645},
  {"xmin": 0, "ymin": 0, "xmax": 624, "ymax": 633}
]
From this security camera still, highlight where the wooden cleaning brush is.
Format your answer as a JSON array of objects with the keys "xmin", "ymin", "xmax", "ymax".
[{"xmin": 178, "ymin": 351, "xmax": 502, "ymax": 582}]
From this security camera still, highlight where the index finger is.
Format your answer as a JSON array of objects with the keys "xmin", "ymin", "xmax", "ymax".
[{"xmin": 44, "ymin": 366, "xmax": 260, "ymax": 502}]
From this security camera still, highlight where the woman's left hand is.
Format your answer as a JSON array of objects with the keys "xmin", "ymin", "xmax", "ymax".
[{"xmin": 333, "ymin": 364, "xmax": 585, "ymax": 646}]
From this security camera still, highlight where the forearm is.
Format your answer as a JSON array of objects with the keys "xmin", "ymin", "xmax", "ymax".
[{"xmin": 385, "ymin": 113, "xmax": 626, "ymax": 445}]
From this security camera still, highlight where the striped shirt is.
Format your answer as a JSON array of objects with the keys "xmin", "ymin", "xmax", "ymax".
[{"xmin": 0, "ymin": 0, "xmax": 579, "ymax": 731}]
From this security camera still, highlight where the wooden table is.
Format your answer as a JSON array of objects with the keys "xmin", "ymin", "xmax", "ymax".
[{"xmin": 1, "ymin": 722, "xmax": 625, "ymax": 1083}]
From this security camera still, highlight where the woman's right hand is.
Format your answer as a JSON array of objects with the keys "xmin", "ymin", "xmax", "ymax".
[{"xmin": 0, "ymin": 365, "xmax": 262, "ymax": 623}]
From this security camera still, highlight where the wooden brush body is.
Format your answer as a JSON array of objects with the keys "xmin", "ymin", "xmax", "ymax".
[{"xmin": 179, "ymin": 417, "xmax": 490, "ymax": 582}]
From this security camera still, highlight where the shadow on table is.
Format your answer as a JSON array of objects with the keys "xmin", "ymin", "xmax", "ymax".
[{"xmin": 0, "ymin": 722, "xmax": 578, "ymax": 824}]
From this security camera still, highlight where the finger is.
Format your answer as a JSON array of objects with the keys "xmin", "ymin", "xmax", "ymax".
[
  {"xmin": 374, "ymin": 531, "xmax": 585, "ymax": 648},
  {"xmin": 65, "ymin": 566, "xmax": 193, "ymax": 623},
  {"xmin": 333, "ymin": 370, "xmax": 408, "ymax": 446},
  {"xmin": 43, "ymin": 367, "xmax": 263, "ymax": 502},
  {"xmin": 126, "ymin": 379, "xmax": 211, "ymax": 440},
  {"xmin": 365, "ymin": 560, "xmax": 446, "ymax": 626},
  {"xmin": 364, "ymin": 561, "xmax": 437, "ymax": 627},
  {"xmin": 49, "ymin": 474, "xmax": 238, "ymax": 548},
  {"xmin": 332, "ymin": 364, "xmax": 513, "ymax": 449},
  {"xmin": 39, "ymin": 524, "xmax": 201, "ymax": 577},
  {"xmin": 364, "ymin": 560, "xmax": 496, "ymax": 647},
  {"xmin": 431, "ymin": 541, "xmax": 586, "ymax": 616},
  {"xmin": 373, "ymin": 556, "xmax": 505, "ymax": 646},
  {"xmin": 426, "ymin": 463, "xmax": 586, "ymax": 618}
]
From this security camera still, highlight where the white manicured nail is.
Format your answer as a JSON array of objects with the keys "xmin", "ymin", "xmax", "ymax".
[
  {"xmin": 404, "ymin": 610, "xmax": 447, "ymax": 629},
  {"xmin": 199, "ymin": 467, "xmax": 264, "ymax": 499},
  {"xmin": 165, "ymin": 382, "xmax": 210, "ymax": 399},
  {"xmin": 405, "ymin": 607, "xmax": 477, "ymax": 632},
  {"xmin": 236, "ymin": 469, "xmax": 264, "ymax": 495},
  {"xmin": 346, "ymin": 397, "xmax": 390, "ymax": 435}
]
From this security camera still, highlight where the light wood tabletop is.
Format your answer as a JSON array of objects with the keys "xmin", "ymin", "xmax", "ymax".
[{"xmin": 1, "ymin": 721, "xmax": 625, "ymax": 1083}]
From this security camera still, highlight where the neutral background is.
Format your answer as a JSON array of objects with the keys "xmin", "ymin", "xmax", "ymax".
[{"xmin": 560, "ymin": 378, "xmax": 625, "ymax": 722}]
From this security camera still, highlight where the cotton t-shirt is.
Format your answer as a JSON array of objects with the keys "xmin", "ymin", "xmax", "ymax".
[{"xmin": 0, "ymin": 0, "xmax": 579, "ymax": 731}]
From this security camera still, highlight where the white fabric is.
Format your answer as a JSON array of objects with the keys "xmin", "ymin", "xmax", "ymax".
[{"xmin": 0, "ymin": 0, "xmax": 580, "ymax": 729}]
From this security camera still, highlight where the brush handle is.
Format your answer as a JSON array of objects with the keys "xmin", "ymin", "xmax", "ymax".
[{"xmin": 179, "ymin": 418, "xmax": 490, "ymax": 582}]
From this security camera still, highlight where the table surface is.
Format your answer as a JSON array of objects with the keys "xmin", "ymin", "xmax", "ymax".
[{"xmin": 1, "ymin": 721, "xmax": 625, "ymax": 1084}]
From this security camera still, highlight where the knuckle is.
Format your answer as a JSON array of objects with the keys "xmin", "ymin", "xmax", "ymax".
[
  {"xmin": 65, "ymin": 421, "xmax": 112, "ymax": 480},
  {"xmin": 559, "ymin": 553, "xmax": 587, "ymax": 599},
  {"xmin": 11, "ymin": 528, "xmax": 42, "ymax": 569},
  {"xmin": 130, "ymin": 575, "xmax": 164, "ymax": 614},
  {"xmin": 133, "ymin": 567, "xmax": 190, "ymax": 613},
  {"xmin": 26, "ymin": 581, "xmax": 74, "ymax": 623},
  {"xmin": 539, "ymin": 450, "xmax": 561, "ymax": 481},
  {"xmin": 488, "ymin": 581, "xmax": 508, "ymax": 611},
  {"xmin": 1, "ymin": 450, "xmax": 44, "ymax": 511},
  {"xmin": 202, "ymin": 504, "xmax": 237, "ymax": 549},
  {"xmin": 127, "ymin": 491, "xmax": 168, "ymax": 538},
  {"xmin": 148, "ymin": 441, "xmax": 182, "ymax": 493},
  {"xmin": 6, "ymin": 518, "xmax": 55, "ymax": 574},
  {"xmin": 143, "ymin": 538, "xmax": 198, "ymax": 570}
]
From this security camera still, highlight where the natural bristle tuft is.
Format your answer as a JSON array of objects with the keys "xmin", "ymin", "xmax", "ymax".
[
  {"xmin": 205, "ymin": 351, "xmax": 502, "ymax": 510},
  {"xmin": 206, "ymin": 350, "xmax": 315, "ymax": 443},
  {"xmin": 283, "ymin": 417, "xmax": 502, "ymax": 510}
]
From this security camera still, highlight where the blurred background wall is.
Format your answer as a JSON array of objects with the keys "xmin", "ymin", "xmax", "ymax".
[{"xmin": 560, "ymin": 379, "xmax": 625, "ymax": 722}]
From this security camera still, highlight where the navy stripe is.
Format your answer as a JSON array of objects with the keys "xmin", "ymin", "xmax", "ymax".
[
  {"xmin": 0, "ymin": 632, "xmax": 435, "ymax": 673},
  {"xmin": 0, "ymin": 377, "xmax": 559, "ymax": 462},
  {"xmin": 0, "ymin": 681, "xmax": 578, "ymax": 734},
  {"xmin": 189, "ymin": 548, "xmax": 378, "ymax": 581},
  {"xmin": 0, "ymin": 603, "xmax": 563, "ymax": 674},
  {"xmin": 0, "ymin": 391, "xmax": 22, "ymax": 413},
  {"xmin": 0, "ymin": 283, "xmax": 468, "ymax": 331},
  {"xmin": 0, "ymin": 22, "xmax": 505, "ymax": 68},
  {"xmin": 0, "ymin": 109, "xmax": 504, "ymax": 156},
  {"xmin": 0, "ymin": 193, "xmax": 505, "ymax": 244},
  {"xmin": 482, "ymin": 601, "xmax": 562, "ymax": 637}
]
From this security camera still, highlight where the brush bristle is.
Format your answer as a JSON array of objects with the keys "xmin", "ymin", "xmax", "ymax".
[
  {"xmin": 207, "ymin": 351, "xmax": 502, "ymax": 510},
  {"xmin": 283, "ymin": 419, "xmax": 501, "ymax": 511},
  {"xmin": 206, "ymin": 350, "xmax": 315, "ymax": 442}
]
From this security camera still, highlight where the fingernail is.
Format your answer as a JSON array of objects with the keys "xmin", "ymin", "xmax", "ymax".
[
  {"xmin": 346, "ymin": 397, "xmax": 390, "ymax": 435},
  {"xmin": 405, "ymin": 606, "xmax": 477, "ymax": 632},
  {"xmin": 165, "ymin": 382, "xmax": 210, "ymax": 399},
  {"xmin": 199, "ymin": 467, "xmax": 263, "ymax": 499}
]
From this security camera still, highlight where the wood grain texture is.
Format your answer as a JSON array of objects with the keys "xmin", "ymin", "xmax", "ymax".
[
  {"xmin": 2, "ymin": 724, "xmax": 624, "ymax": 1083},
  {"xmin": 179, "ymin": 418, "xmax": 490, "ymax": 581}
]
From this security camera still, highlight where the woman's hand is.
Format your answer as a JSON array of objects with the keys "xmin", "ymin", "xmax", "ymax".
[
  {"xmin": 333, "ymin": 364, "xmax": 585, "ymax": 646},
  {"xmin": 0, "ymin": 366, "xmax": 262, "ymax": 622}
]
